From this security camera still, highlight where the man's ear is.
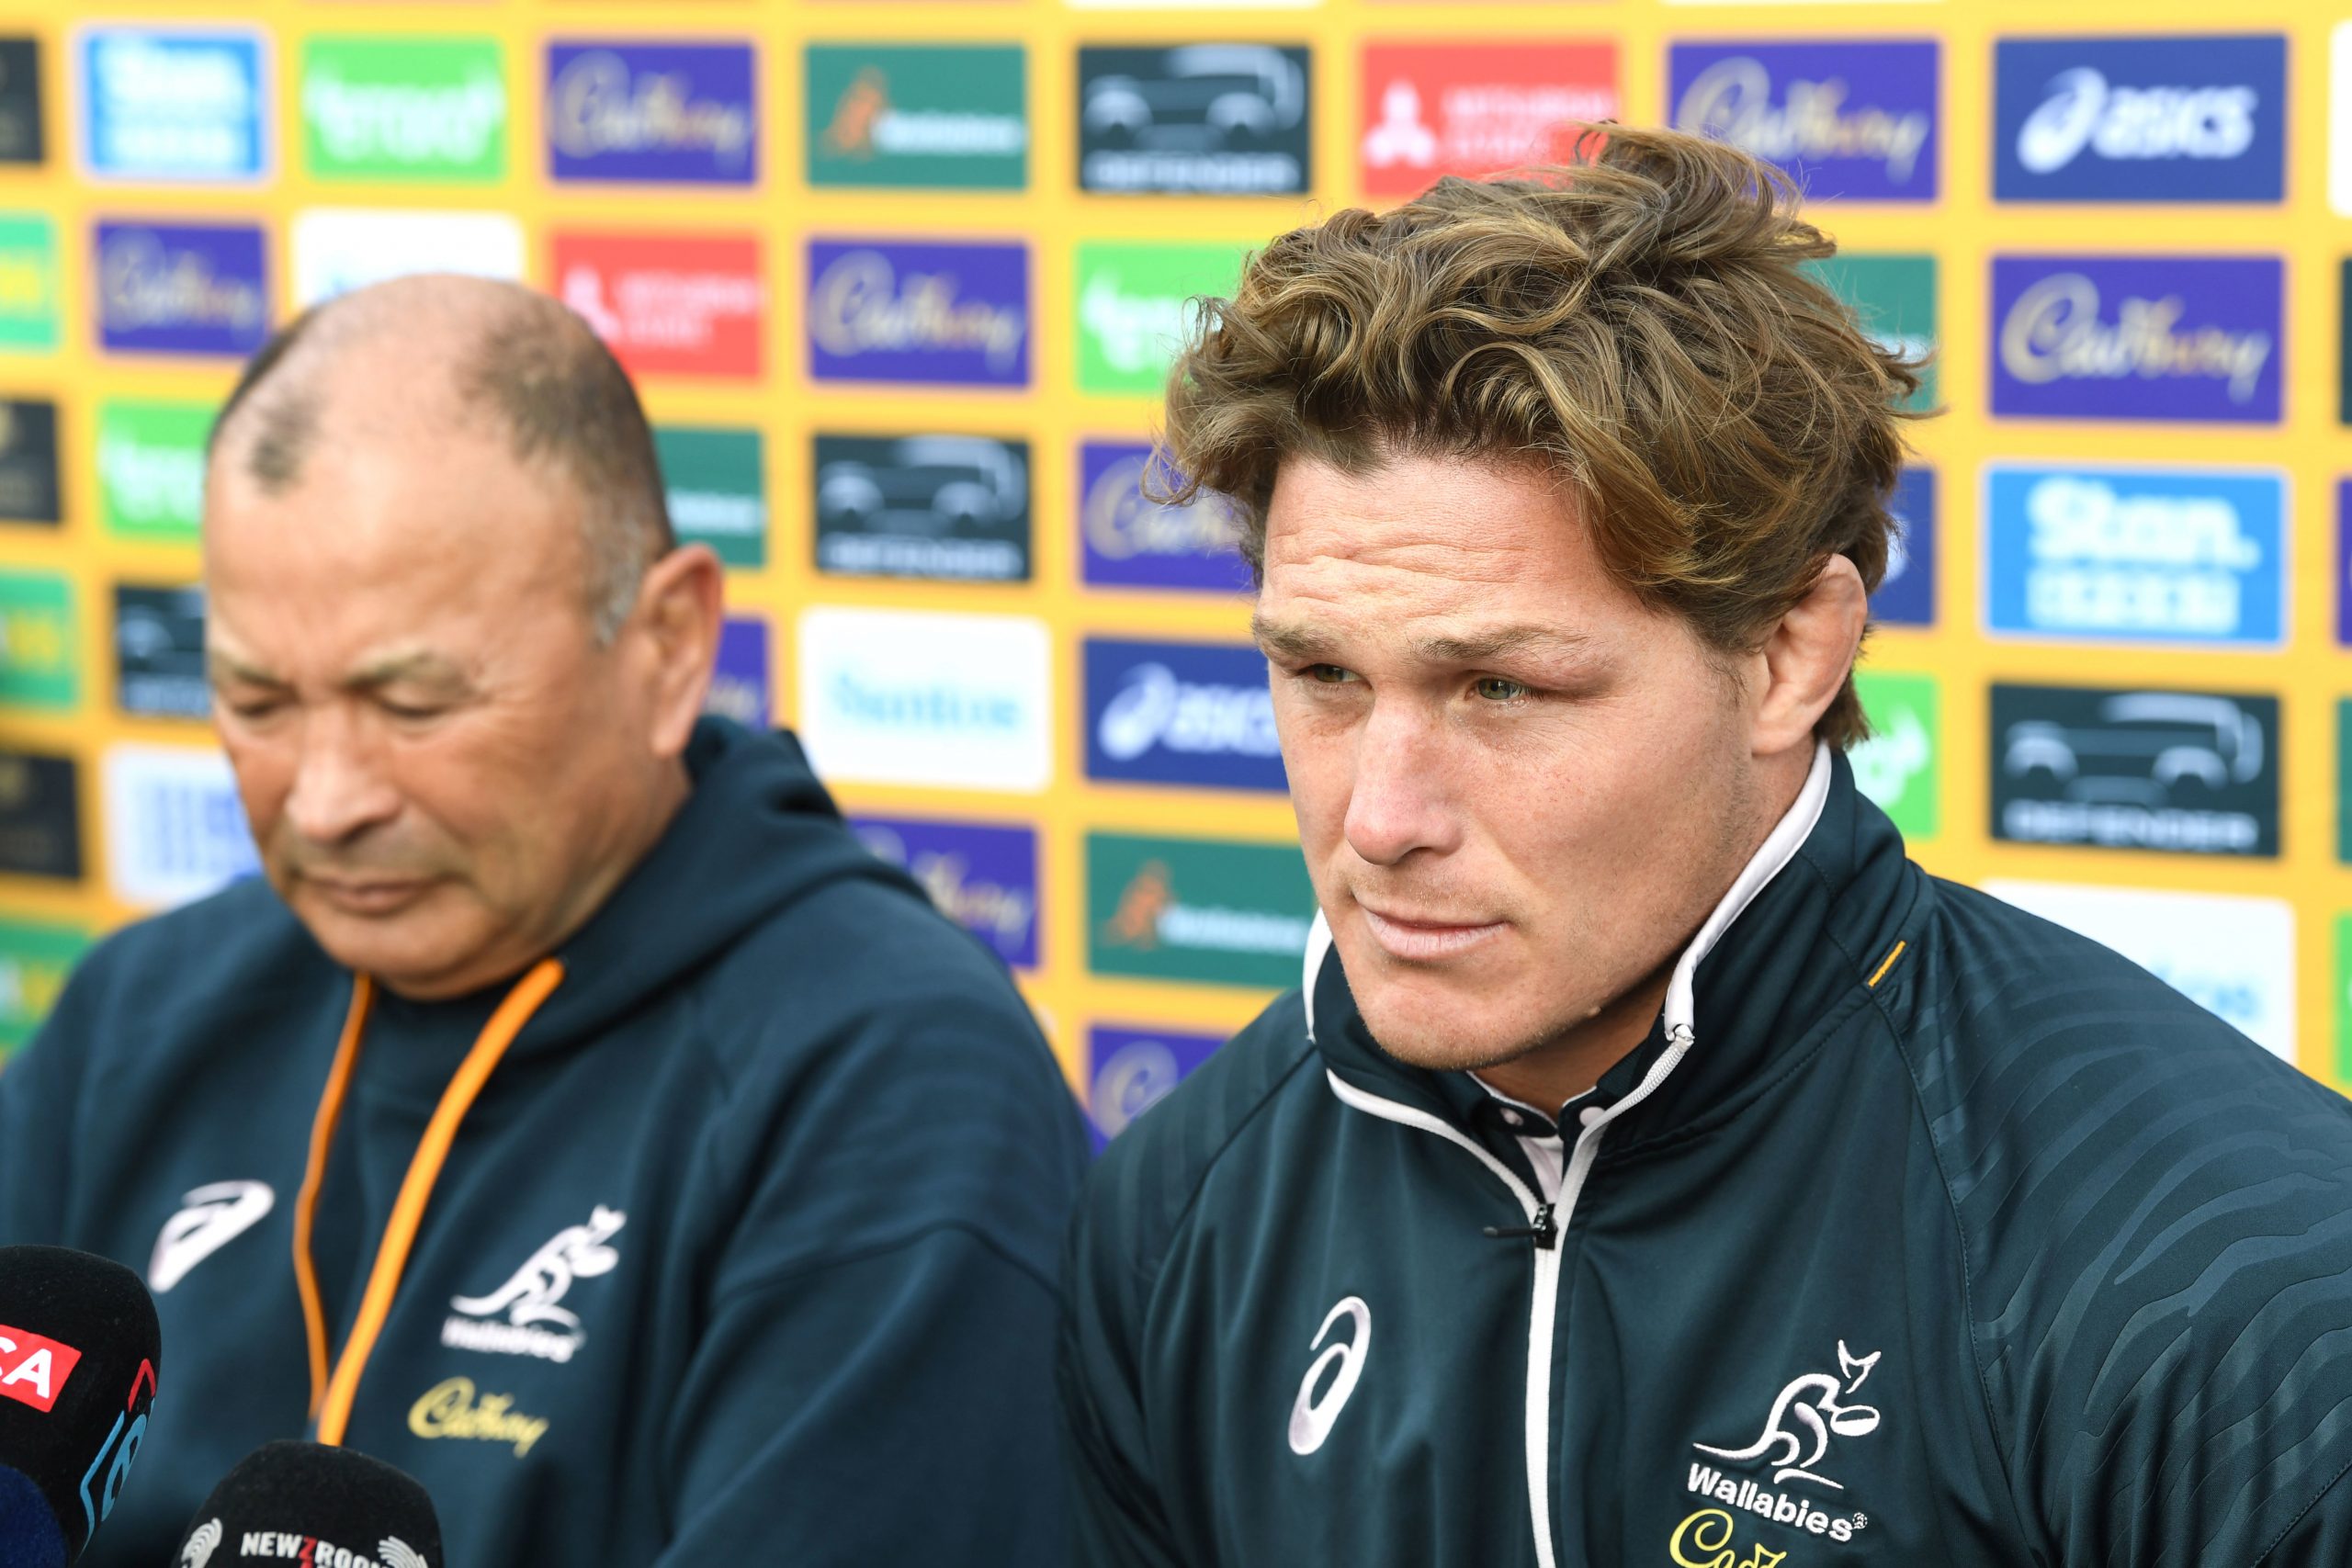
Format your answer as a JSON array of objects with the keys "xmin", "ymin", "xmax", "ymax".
[
  {"xmin": 631, "ymin": 544, "xmax": 725, "ymax": 759},
  {"xmin": 1751, "ymin": 555, "xmax": 1868, "ymax": 761}
]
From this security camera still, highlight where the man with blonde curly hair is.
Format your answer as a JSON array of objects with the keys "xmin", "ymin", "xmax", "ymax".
[{"xmin": 1058, "ymin": 124, "xmax": 2352, "ymax": 1567}]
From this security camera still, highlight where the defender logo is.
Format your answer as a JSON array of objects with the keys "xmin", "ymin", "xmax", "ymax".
[
  {"xmin": 1286, "ymin": 1296, "xmax": 1371, "ymax": 1456},
  {"xmin": 1696, "ymin": 1340, "xmax": 1882, "ymax": 1491},
  {"xmin": 443, "ymin": 1205, "xmax": 624, "ymax": 1363}
]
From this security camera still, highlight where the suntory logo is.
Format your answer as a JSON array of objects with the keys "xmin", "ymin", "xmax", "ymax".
[
  {"xmin": 547, "ymin": 42, "xmax": 755, "ymax": 184},
  {"xmin": 797, "ymin": 607, "xmax": 1052, "ymax": 793},
  {"xmin": 807, "ymin": 241, "xmax": 1029, "ymax": 386},
  {"xmin": 1669, "ymin": 41, "xmax": 1939, "ymax": 201}
]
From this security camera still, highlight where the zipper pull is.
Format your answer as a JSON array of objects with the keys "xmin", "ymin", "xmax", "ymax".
[{"xmin": 1482, "ymin": 1202, "xmax": 1557, "ymax": 1250}]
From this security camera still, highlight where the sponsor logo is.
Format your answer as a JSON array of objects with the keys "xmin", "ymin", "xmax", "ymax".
[
  {"xmin": 0, "ymin": 918, "xmax": 87, "ymax": 1060},
  {"xmin": 814, "ymin": 434, "xmax": 1030, "ymax": 582},
  {"xmin": 115, "ymin": 584, "xmax": 206, "ymax": 720},
  {"xmin": 1084, "ymin": 638, "xmax": 1284, "ymax": 792},
  {"xmin": 1079, "ymin": 45, "xmax": 1310, "ymax": 195},
  {"xmin": 853, "ymin": 816, "xmax": 1041, "ymax": 969},
  {"xmin": 1996, "ymin": 35, "xmax": 2283, "ymax": 204},
  {"xmin": 1075, "ymin": 240, "xmax": 1248, "ymax": 396},
  {"xmin": 797, "ymin": 607, "xmax": 1051, "ymax": 794},
  {"xmin": 1670, "ymin": 1506, "xmax": 1859, "ymax": 1564},
  {"xmin": 1668, "ymin": 40, "xmax": 1938, "ymax": 202},
  {"xmin": 1079, "ymin": 441, "xmax": 1249, "ymax": 592},
  {"xmin": 0, "ymin": 399, "xmax": 61, "ymax": 524},
  {"xmin": 0, "ymin": 1323, "xmax": 81, "ymax": 1413},
  {"xmin": 705, "ymin": 615, "xmax": 769, "ymax": 730},
  {"xmin": 656, "ymin": 426, "xmax": 766, "ymax": 569},
  {"xmin": 95, "ymin": 220, "xmax": 269, "ymax": 358},
  {"xmin": 0, "ymin": 570, "xmax": 74, "ymax": 710},
  {"xmin": 1087, "ymin": 832, "xmax": 1316, "ymax": 988},
  {"xmin": 1988, "ymin": 879, "xmax": 2294, "ymax": 1060},
  {"xmin": 1287, "ymin": 1297, "xmax": 1371, "ymax": 1457},
  {"xmin": 554, "ymin": 231, "xmax": 763, "ymax": 380},
  {"xmin": 1086, "ymin": 1024, "xmax": 1221, "ymax": 1145},
  {"xmin": 1991, "ymin": 255, "xmax": 2280, "ymax": 423},
  {"xmin": 192, "ymin": 1528, "xmax": 421, "ymax": 1568},
  {"xmin": 149, "ymin": 1180, "xmax": 273, "ymax": 1292},
  {"xmin": 290, "ymin": 208, "xmax": 524, "ymax": 310},
  {"xmin": 302, "ymin": 36, "xmax": 504, "ymax": 183},
  {"xmin": 1361, "ymin": 41, "xmax": 1617, "ymax": 196},
  {"xmin": 407, "ymin": 1378, "xmax": 548, "ymax": 1459},
  {"xmin": 77, "ymin": 26, "xmax": 266, "ymax": 183},
  {"xmin": 1990, "ymin": 683, "xmax": 2278, "ymax": 857},
  {"xmin": 444, "ymin": 1205, "xmax": 624, "ymax": 1365},
  {"xmin": 0, "ymin": 214, "xmax": 59, "ymax": 349},
  {"xmin": 1874, "ymin": 467, "xmax": 1934, "ymax": 626},
  {"xmin": 1850, "ymin": 671, "xmax": 1937, "ymax": 841},
  {"xmin": 98, "ymin": 400, "xmax": 209, "ymax": 541},
  {"xmin": 101, "ymin": 744, "xmax": 261, "ymax": 908},
  {"xmin": 1805, "ymin": 254, "xmax": 1935, "ymax": 412},
  {"xmin": 807, "ymin": 44, "xmax": 1026, "ymax": 190},
  {"xmin": 1984, "ymin": 465, "xmax": 2282, "ymax": 647},
  {"xmin": 0, "ymin": 39, "xmax": 43, "ymax": 165},
  {"xmin": 807, "ymin": 240, "xmax": 1028, "ymax": 388},
  {"xmin": 1697, "ymin": 1340, "xmax": 1883, "ymax": 1493},
  {"xmin": 2341, "ymin": 701, "xmax": 2352, "ymax": 864},
  {"xmin": 0, "ymin": 750, "xmax": 80, "ymax": 880},
  {"xmin": 546, "ymin": 41, "xmax": 755, "ymax": 186}
]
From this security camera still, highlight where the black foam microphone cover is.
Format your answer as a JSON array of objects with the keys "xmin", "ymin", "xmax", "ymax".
[
  {"xmin": 0, "ymin": 1245, "xmax": 163, "ymax": 1568},
  {"xmin": 171, "ymin": 1442, "xmax": 441, "ymax": 1568}
]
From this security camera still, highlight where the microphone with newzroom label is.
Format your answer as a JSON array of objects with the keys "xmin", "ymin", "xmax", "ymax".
[
  {"xmin": 169, "ymin": 1442, "xmax": 440, "ymax": 1568},
  {"xmin": 0, "ymin": 1245, "xmax": 162, "ymax": 1568}
]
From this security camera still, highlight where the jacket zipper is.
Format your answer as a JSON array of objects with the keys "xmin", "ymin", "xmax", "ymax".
[{"xmin": 1322, "ymin": 1025, "xmax": 1694, "ymax": 1568}]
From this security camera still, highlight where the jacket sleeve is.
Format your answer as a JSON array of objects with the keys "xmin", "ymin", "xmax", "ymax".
[
  {"xmin": 0, "ymin": 942, "xmax": 102, "ymax": 1245},
  {"xmin": 650, "ymin": 1006, "xmax": 1088, "ymax": 1567},
  {"xmin": 1977, "ymin": 1042, "xmax": 2352, "ymax": 1567},
  {"xmin": 1057, "ymin": 1205, "xmax": 1187, "ymax": 1568}
]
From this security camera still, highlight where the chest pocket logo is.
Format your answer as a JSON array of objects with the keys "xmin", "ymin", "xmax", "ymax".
[{"xmin": 1286, "ymin": 1296, "xmax": 1371, "ymax": 1457}]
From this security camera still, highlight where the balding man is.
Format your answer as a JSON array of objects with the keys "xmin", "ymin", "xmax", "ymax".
[{"xmin": 0, "ymin": 276, "xmax": 1086, "ymax": 1564}]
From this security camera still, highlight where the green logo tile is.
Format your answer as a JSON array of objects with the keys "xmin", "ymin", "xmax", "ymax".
[
  {"xmin": 98, "ymin": 400, "xmax": 212, "ymax": 542},
  {"xmin": 302, "ymin": 36, "xmax": 507, "ymax": 182},
  {"xmin": 0, "ymin": 918, "xmax": 86, "ymax": 1062},
  {"xmin": 806, "ymin": 44, "xmax": 1026, "ymax": 191},
  {"xmin": 1075, "ymin": 241, "xmax": 1250, "ymax": 397},
  {"xmin": 655, "ymin": 425, "xmax": 767, "ymax": 570},
  {"xmin": 1851, "ymin": 669, "xmax": 1939, "ymax": 840},
  {"xmin": 1087, "ymin": 831, "xmax": 1316, "ymax": 989},
  {"xmin": 0, "ymin": 214, "xmax": 59, "ymax": 351},
  {"xmin": 1806, "ymin": 254, "xmax": 1937, "ymax": 412},
  {"xmin": 0, "ymin": 570, "xmax": 74, "ymax": 710}
]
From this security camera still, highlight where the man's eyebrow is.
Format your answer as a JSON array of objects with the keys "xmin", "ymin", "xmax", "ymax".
[
  {"xmin": 345, "ymin": 650, "xmax": 466, "ymax": 690},
  {"xmin": 206, "ymin": 649, "xmax": 285, "ymax": 687},
  {"xmin": 1410, "ymin": 626, "xmax": 1592, "ymax": 664},
  {"xmin": 1250, "ymin": 615, "xmax": 1336, "ymax": 662}
]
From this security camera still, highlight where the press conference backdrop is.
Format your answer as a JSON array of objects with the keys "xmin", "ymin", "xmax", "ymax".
[{"xmin": 0, "ymin": 0, "xmax": 2345, "ymax": 1140}]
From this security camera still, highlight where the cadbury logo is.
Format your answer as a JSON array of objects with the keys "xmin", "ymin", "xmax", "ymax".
[
  {"xmin": 1998, "ymin": 273, "xmax": 2270, "ymax": 404},
  {"xmin": 1676, "ymin": 58, "xmax": 1928, "ymax": 183},
  {"xmin": 808, "ymin": 249, "xmax": 1024, "ymax": 371},
  {"xmin": 548, "ymin": 51, "xmax": 751, "ymax": 165},
  {"xmin": 99, "ymin": 234, "xmax": 262, "ymax": 332}
]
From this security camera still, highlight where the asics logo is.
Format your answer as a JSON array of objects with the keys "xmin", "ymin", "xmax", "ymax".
[
  {"xmin": 1286, "ymin": 1296, "xmax": 1371, "ymax": 1457},
  {"xmin": 150, "ymin": 1181, "xmax": 275, "ymax": 1293}
]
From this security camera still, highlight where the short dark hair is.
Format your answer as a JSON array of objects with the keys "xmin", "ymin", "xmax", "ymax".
[
  {"xmin": 1160, "ymin": 122, "xmax": 1926, "ymax": 750},
  {"xmin": 209, "ymin": 279, "xmax": 674, "ymax": 642}
]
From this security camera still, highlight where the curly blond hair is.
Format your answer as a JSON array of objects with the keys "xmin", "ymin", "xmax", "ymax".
[{"xmin": 1159, "ymin": 122, "xmax": 1927, "ymax": 749}]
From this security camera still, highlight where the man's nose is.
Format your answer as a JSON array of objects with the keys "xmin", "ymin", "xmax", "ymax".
[
  {"xmin": 1341, "ymin": 701, "xmax": 1462, "ymax": 867},
  {"xmin": 282, "ymin": 711, "xmax": 402, "ymax": 845}
]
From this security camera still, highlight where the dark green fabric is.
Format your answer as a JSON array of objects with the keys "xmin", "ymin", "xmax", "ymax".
[{"xmin": 1062, "ymin": 750, "xmax": 2352, "ymax": 1567}]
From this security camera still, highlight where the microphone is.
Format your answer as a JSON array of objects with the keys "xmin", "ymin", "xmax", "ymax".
[
  {"xmin": 0, "ymin": 1246, "xmax": 162, "ymax": 1568},
  {"xmin": 170, "ymin": 1443, "xmax": 440, "ymax": 1568}
]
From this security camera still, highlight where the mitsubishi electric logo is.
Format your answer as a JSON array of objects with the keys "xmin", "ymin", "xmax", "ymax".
[
  {"xmin": 442, "ymin": 1205, "xmax": 624, "ymax": 1364},
  {"xmin": 1287, "ymin": 1296, "xmax": 1370, "ymax": 1456}
]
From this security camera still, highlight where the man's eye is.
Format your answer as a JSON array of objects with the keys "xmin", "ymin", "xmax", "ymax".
[
  {"xmin": 1474, "ymin": 677, "xmax": 1529, "ymax": 702},
  {"xmin": 1306, "ymin": 664, "xmax": 1358, "ymax": 685},
  {"xmin": 379, "ymin": 699, "xmax": 447, "ymax": 722},
  {"xmin": 220, "ymin": 694, "xmax": 286, "ymax": 721}
]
